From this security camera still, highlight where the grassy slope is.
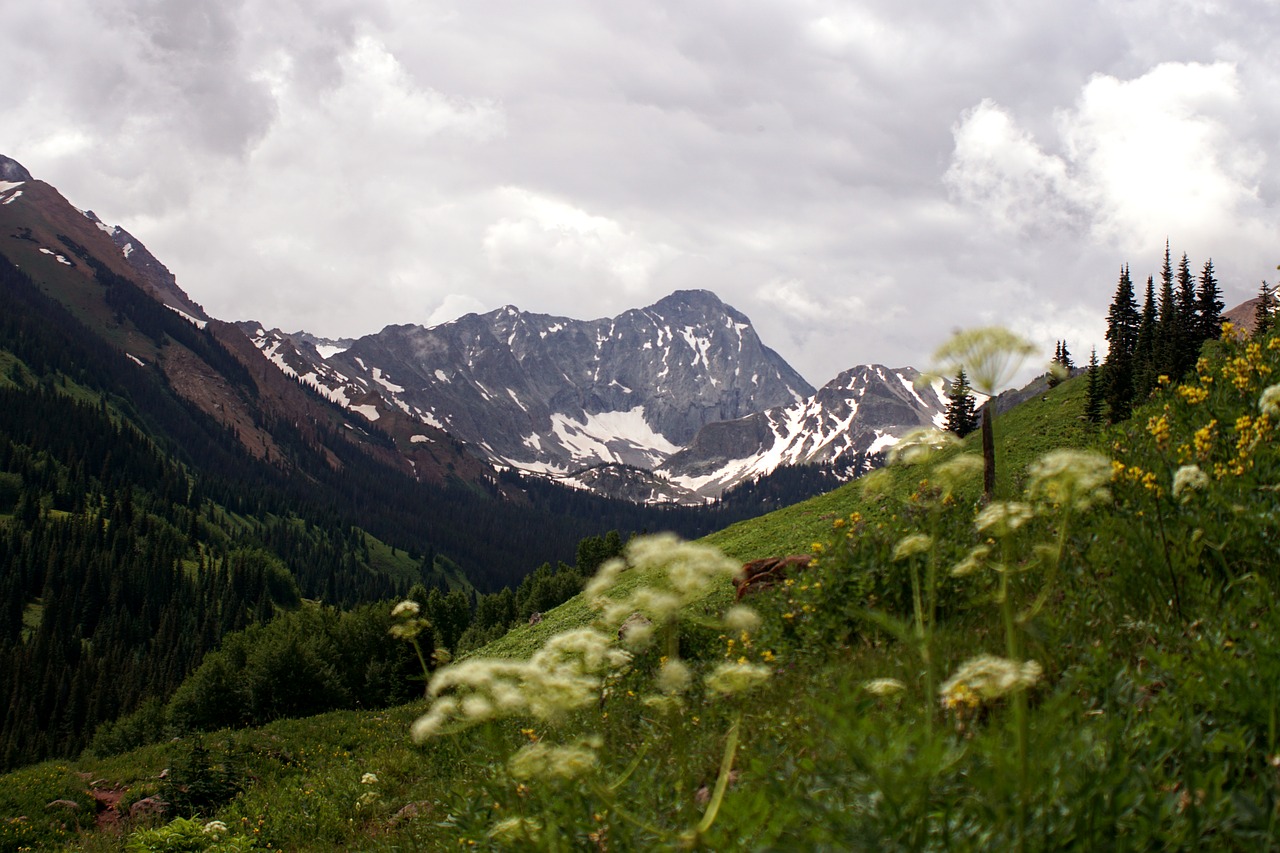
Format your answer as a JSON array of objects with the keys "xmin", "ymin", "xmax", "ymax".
[{"xmin": 0, "ymin": 371, "xmax": 1129, "ymax": 850}]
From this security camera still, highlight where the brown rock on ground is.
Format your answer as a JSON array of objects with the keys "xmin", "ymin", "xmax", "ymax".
[{"xmin": 733, "ymin": 555, "xmax": 812, "ymax": 600}]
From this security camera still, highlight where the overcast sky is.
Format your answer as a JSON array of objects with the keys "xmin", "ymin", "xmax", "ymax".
[{"xmin": 4, "ymin": 0, "xmax": 1278, "ymax": 387}]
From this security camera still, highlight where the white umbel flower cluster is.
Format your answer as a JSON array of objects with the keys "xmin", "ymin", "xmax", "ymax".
[
  {"xmin": 939, "ymin": 654, "xmax": 1042, "ymax": 710},
  {"xmin": 589, "ymin": 533, "xmax": 743, "ymax": 627},
  {"xmin": 411, "ymin": 628, "xmax": 629, "ymax": 741},
  {"xmin": 1025, "ymin": 449, "xmax": 1112, "ymax": 511}
]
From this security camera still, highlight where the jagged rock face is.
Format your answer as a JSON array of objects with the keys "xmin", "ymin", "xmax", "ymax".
[
  {"xmin": 658, "ymin": 365, "xmax": 948, "ymax": 499},
  {"xmin": 249, "ymin": 290, "xmax": 814, "ymax": 476}
]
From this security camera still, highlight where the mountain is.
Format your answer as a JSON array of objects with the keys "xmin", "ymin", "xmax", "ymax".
[
  {"xmin": 0, "ymin": 154, "xmax": 756, "ymax": 768},
  {"xmin": 0, "ymin": 155, "xmax": 727, "ymax": 582},
  {"xmin": 246, "ymin": 295, "xmax": 952, "ymax": 504},
  {"xmin": 244, "ymin": 291, "xmax": 813, "ymax": 477},
  {"xmin": 659, "ymin": 365, "xmax": 948, "ymax": 499}
]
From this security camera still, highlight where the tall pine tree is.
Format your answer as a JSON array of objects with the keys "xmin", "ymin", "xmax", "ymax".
[
  {"xmin": 1196, "ymin": 259, "xmax": 1223, "ymax": 343},
  {"xmin": 1175, "ymin": 252, "xmax": 1199, "ymax": 375},
  {"xmin": 1257, "ymin": 280, "xmax": 1276, "ymax": 336},
  {"xmin": 1156, "ymin": 242, "xmax": 1179, "ymax": 380},
  {"xmin": 1104, "ymin": 265, "xmax": 1140, "ymax": 422},
  {"xmin": 944, "ymin": 368, "xmax": 979, "ymax": 437},
  {"xmin": 1133, "ymin": 275, "xmax": 1158, "ymax": 400},
  {"xmin": 1084, "ymin": 346, "xmax": 1105, "ymax": 425}
]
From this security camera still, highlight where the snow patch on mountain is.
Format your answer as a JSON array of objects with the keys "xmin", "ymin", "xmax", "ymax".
[
  {"xmin": 165, "ymin": 305, "xmax": 208, "ymax": 329},
  {"xmin": 38, "ymin": 247, "xmax": 73, "ymax": 265},
  {"xmin": 371, "ymin": 367, "xmax": 404, "ymax": 393}
]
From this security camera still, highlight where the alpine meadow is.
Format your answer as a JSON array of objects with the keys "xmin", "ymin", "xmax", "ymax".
[{"xmin": 3, "ymin": 161, "xmax": 1280, "ymax": 847}]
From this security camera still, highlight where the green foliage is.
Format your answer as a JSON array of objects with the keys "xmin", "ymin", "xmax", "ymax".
[
  {"xmin": 166, "ymin": 604, "xmax": 416, "ymax": 734},
  {"xmin": 124, "ymin": 816, "xmax": 260, "ymax": 852},
  {"xmin": 0, "ymin": 762, "xmax": 95, "ymax": 852},
  {"xmin": 8, "ymin": 320, "xmax": 1280, "ymax": 851},
  {"xmin": 159, "ymin": 740, "xmax": 247, "ymax": 819}
]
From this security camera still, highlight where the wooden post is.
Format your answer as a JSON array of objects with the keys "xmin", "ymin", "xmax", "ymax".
[{"xmin": 982, "ymin": 406, "xmax": 995, "ymax": 500}]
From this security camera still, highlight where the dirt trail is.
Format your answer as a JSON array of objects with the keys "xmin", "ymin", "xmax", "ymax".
[{"xmin": 90, "ymin": 785, "xmax": 125, "ymax": 832}]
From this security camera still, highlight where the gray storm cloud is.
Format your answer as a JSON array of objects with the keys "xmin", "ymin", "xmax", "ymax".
[{"xmin": 2, "ymin": 0, "xmax": 1277, "ymax": 385}]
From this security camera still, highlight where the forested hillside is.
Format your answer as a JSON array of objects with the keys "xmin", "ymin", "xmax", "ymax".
[{"xmin": 0, "ymin": 244, "xmax": 751, "ymax": 771}]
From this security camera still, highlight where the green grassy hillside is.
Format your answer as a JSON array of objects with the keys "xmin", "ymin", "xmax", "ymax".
[{"xmin": 8, "ymin": 329, "xmax": 1280, "ymax": 851}]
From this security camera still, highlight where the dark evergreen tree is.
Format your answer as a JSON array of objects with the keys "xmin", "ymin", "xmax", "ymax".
[
  {"xmin": 1084, "ymin": 347, "xmax": 1104, "ymax": 425},
  {"xmin": 1196, "ymin": 259, "xmax": 1223, "ymax": 343},
  {"xmin": 943, "ymin": 368, "xmax": 979, "ymax": 437},
  {"xmin": 1256, "ymin": 280, "xmax": 1276, "ymax": 336},
  {"xmin": 1175, "ymin": 252, "xmax": 1199, "ymax": 375},
  {"xmin": 1103, "ymin": 265, "xmax": 1140, "ymax": 422},
  {"xmin": 1133, "ymin": 276, "xmax": 1158, "ymax": 399},
  {"xmin": 1058, "ymin": 341, "xmax": 1073, "ymax": 370},
  {"xmin": 1156, "ymin": 243, "xmax": 1179, "ymax": 380}
]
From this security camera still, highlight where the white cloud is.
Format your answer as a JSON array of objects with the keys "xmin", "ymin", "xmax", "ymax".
[
  {"xmin": 4, "ymin": 2, "xmax": 1279, "ymax": 385},
  {"xmin": 945, "ymin": 99, "xmax": 1083, "ymax": 236},
  {"xmin": 947, "ymin": 62, "xmax": 1273, "ymax": 257},
  {"xmin": 427, "ymin": 294, "xmax": 487, "ymax": 327},
  {"xmin": 1061, "ymin": 62, "xmax": 1268, "ymax": 249},
  {"xmin": 482, "ymin": 187, "xmax": 677, "ymax": 294}
]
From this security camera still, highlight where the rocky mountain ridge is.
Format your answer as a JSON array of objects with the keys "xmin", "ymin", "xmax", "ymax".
[{"xmin": 248, "ymin": 297, "xmax": 949, "ymax": 503}]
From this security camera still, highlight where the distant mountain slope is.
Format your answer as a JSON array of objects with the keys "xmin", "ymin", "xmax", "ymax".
[
  {"xmin": 0, "ymin": 154, "xmax": 727, "ymax": 584},
  {"xmin": 245, "ymin": 295, "xmax": 956, "ymax": 503},
  {"xmin": 245, "ymin": 290, "xmax": 814, "ymax": 478},
  {"xmin": 660, "ymin": 364, "xmax": 948, "ymax": 498}
]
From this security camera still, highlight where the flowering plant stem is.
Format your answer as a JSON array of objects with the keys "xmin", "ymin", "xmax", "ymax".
[
  {"xmin": 998, "ymin": 535, "xmax": 1029, "ymax": 852},
  {"xmin": 687, "ymin": 712, "xmax": 742, "ymax": 848},
  {"xmin": 1020, "ymin": 508, "xmax": 1069, "ymax": 625}
]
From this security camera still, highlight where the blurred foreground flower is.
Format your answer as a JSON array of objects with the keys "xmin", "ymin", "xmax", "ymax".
[
  {"xmin": 1172, "ymin": 464, "xmax": 1210, "ymax": 502},
  {"xmin": 411, "ymin": 628, "xmax": 629, "ymax": 741},
  {"xmin": 705, "ymin": 661, "xmax": 771, "ymax": 696},
  {"xmin": 1260, "ymin": 383, "xmax": 1280, "ymax": 418},
  {"xmin": 940, "ymin": 654, "xmax": 1042, "ymax": 710},
  {"xmin": 930, "ymin": 327, "xmax": 1038, "ymax": 396},
  {"xmin": 975, "ymin": 501, "xmax": 1034, "ymax": 537},
  {"xmin": 508, "ymin": 741, "xmax": 599, "ymax": 781},
  {"xmin": 863, "ymin": 678, "xmax": 907, "ymax": 697},
  {"xmin": 889, "ymin": 428, "xmax": 961, "ymax": 467},
  {"xmin": 1025, "ymin": 450, "xmax": 1112, "ymax": 511}
]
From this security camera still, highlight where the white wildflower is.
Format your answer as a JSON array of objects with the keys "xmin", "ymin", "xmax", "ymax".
[
  {"xmin": 507, "ymin": 742, "xmax": 599, "ymax": 781},
  {"xmin": 889, "ymin": 428, "xmax": 960, "ymax": 466},
  {"xmin": 934, "ymin": 453, "xmax": 984, "ymax": 494},
  {"xmin": 950, "ymin": 544, "xmax": 991, "ymax": 577},
  {"xmin": 704, "ymin": 661, "xmax": 771, "ymax": 696},
  {"xmin": 488, "ymin": 816, "xmax": 542, "ymax": 843},
  {"xmin": 974, "ymin": 501, "xmax": 1034, "ymax": 537},
  {"xmin": 939, "ymin": 654, "xmax": 1042, "ymax": 707},
  {"xmin": 593, "ymin": 535, "xmax": 740, "ymax": 628},
  {"xmin": 202, "ymin": 820, "xmax": 227, "ymax": 835},
  {"xmin": 863, "ymin": 678, "xmax": 907, "ymax": 696},
  {"xmin": 723, "ymin": 605, "xmax": 762, "ymax": 634},
  {"xmin": 1260, "ymin": 384, "xmax": 1280, "ymax": 418},
  {"xmin": 360, "ymin": 772, "xmax": 378, "ymax": 785},
  {"xmin": 931, "ymin": 327, "xmax": 1038, "ymax": 396},
  {"xmin": 390, "ymin": 600, "xmax": 420, "ymax": 618},
  {"xmin": 1172, "ymin": 464, "xmax": 1210, "ymax": 502},
  {"xmin": 892, "ymin": 533, "xmax": 933, "ymax": 561},
  {"xmin": 584, "ymin": 556, "xmax": 626, "ymax": 604},
  {"xmin": 655, "ymin": 659, "xmax": 693, "ymax": 694},
  {"xmin": 1025, "ymin": 450, "xmax": 1112, "ymax": 511}
]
